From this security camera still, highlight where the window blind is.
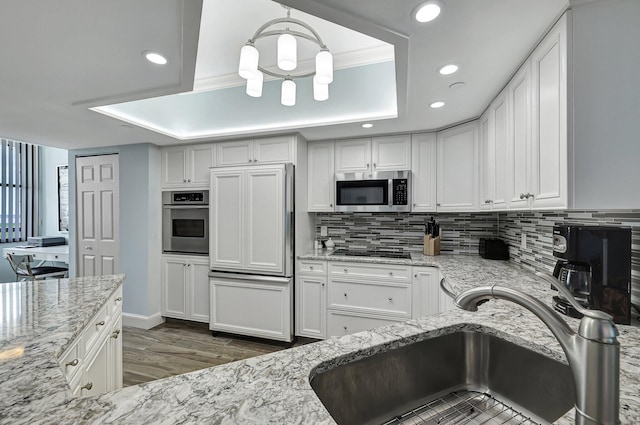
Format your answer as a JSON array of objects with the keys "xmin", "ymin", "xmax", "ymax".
[{"xmin": 0, "ymin": 139, "xmax": 38, "ymax": 243}]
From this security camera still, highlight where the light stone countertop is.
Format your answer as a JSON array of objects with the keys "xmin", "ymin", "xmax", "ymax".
[{"xmin": 3, "ymin": 258, "xmax": 640, "ymax": 424}]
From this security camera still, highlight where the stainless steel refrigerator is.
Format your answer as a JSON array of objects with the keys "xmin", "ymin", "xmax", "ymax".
[{"xmin": 208, "ymin": 163, "xmax": 294, "ymax": 342}]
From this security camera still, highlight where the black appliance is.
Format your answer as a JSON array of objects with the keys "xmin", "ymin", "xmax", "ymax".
[
  {"xmin": 162, "ymin": 191, "xmax": 209, "ymax": 255},
  {"xmin": 334, "ymin": 170, "xmax": 411, "ymax": 212},
  {"xmin": 479, "ymin": 238, "xmax": 509, "ymax": 260},
  {"xmin": 551, "ymin": 225, "xmax": 631, "ymax": 324}
]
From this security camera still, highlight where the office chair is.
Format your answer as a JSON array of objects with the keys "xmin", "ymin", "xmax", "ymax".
[{"xmin": 6, "ymin": 253, "xmax": 69, "ymax": 282}]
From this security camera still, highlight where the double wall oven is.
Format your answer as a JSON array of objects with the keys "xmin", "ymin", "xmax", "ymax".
[{"xmin": 162, "ymin": 191, "xmax": 209, "ymax": 255}]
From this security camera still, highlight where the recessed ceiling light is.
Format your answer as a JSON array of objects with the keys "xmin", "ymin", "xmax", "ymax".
[
  {"xmin": 430, "ymin": 101, "xmax": 445, "ymax": 109},
  {"xmin": 413, "ymin": 0, "xmax": 444, "ymax": 23},
  {"xmin": 143, "ymin": 51, "xmax": 168, "ymax": 65},
  {"xmin": 438, "ymin": 64, "xmax": 459, "ymax": 75},
  {"xmin": 362, "ymin": 123, "xmax": 373, "ymax": 128}
]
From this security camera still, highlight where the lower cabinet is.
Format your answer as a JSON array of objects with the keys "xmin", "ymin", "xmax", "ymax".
[
  {"xmin": 161, "ymin": 255, "xmax": 210, "ymax": 323},
  {"xmin": 59, "ymin": 285, "xmax": 123, "ymax": 398},
  {"xmin": 327, "ymin": 310, "xmax": 400, "ymax": 338},
  {"xmin": 296, "ymin": 275, "xmax": 326, "ymax": 339},
  {"xmin": 413, "ymin": 267, "xmax": 445, "ymax": 317}
]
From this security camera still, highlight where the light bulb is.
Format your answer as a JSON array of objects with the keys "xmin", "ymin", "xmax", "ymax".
[
  {"xmin": 315, "ymin": 50, "xmax": 333, "ymax": 84},
  {"xmin": 238, "ymin": 44, "xmax": 259, "ymax": 80},
  {"xmin": 246, "ymin": 71, "xmax": 263, "ymax": 98},
  {"xmin": 313, "ymin": 76, "xmax": 329, "ymax": 101},
  {"xmin": 281, "ymin": 79, "xmax": 296, "ymax": 106},
  {"xmin": 277, "ymin": 33, "xmax": 297, "ymax": 71}
]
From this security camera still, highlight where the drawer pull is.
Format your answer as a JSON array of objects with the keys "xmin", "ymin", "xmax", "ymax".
[
  {"xmin": 81, "ymin": 382, "xmax": 93, "ymax": 391},
  {"xmin": 321, "ymin": 283, "xmax": 325, "ymax": 287},
  {"xmin": 344, "ymin": 293, "xmax": 348, "ymax": 297},
  {"xmin": 309, "ymin": 266, "xmax": 313, "ymax": 270},
  {"xmin": 388, "ymin": 297, "xmax": 393, "ymax": 301},
  {"xmin": 115, "ymin": 297, "xmax": 122, "ymax": 302},
  {"xmin": 344, "ymin": 268, "xmax": 348, "ymax": 273},
  {"xmin": 389, "ymin": 272, "xmax": 393, "ymax": 276},
  {"xmin": 343, "ymin": 326, "xmax": 348, "ymax": 331},
  {"xmin": 111, "ymin": 329, "xmax": 121, "ymax": 339},
  {"xmin": 66, "ymin": 358, "xmax": 79, "ymax": 368},
  {"xmin": 96, "ymin": 321, "xmax": 105, "ymax": 328}
]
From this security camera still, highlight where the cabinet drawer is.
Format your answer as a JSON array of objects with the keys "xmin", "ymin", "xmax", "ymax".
[
  {"xmin": 328, "ymin": 262, "xmax": 411, "ymax": 282},
  {"xmin": 109, "ymin": 287, "xmax": 123, "ymax": 316},
  {"xmin": 58, "ymin": 340, "xmax": 83, "ymax": 381},
  {"xmin": 328, "ymin": 279, "xmax": 412, "ymax": 318},
  {"xmin": 82, "ymin": 303, "xmax": 109, "ymax": 356},
  {"xmin": 327, "ymin": 310, "xmax": 401, "ymax": 338},
  {"xmin": 299, "ymin": 260, "xmax": 326, "ymax": 274}
]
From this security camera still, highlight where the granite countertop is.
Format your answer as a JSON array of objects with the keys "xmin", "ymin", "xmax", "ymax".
[{"xmin": 3, "ymin": 258, "xmax": 640, "ymax": 424}]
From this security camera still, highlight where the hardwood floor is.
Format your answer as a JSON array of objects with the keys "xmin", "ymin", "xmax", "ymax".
[{"xmin": 122, "ymin": 319, "xmax": 316, "ymax": 387}]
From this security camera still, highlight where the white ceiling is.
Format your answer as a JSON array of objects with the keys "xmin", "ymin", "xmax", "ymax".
[{"xmin": 0, "ymin": 0, "xmax": 568, "ymax": 150}]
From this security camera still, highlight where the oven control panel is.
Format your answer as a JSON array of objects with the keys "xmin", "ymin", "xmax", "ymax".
[
  {"xmin": 163, "ymin": 190, "xmax": 209, "ymax": 205},
  {"xmin": 392, "ymin": 179, "xmax": 408, "ymax": 205}
]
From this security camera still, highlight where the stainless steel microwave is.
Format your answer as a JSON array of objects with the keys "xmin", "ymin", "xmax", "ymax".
[
  {"xmin": 162, "ymin": 191, "xmax": 209, "ymax": 255},
  {"xmin": 335, "ymin": 171, "xmax": 411, "ymax": 212}
]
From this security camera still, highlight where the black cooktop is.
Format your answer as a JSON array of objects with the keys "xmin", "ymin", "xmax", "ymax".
[{"xmin": 331, "ymin": 249, "xmax": 411, "ymax": 259}]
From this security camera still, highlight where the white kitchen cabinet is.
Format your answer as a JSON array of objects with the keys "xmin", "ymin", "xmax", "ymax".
[
  {"xmin": 161, "ymin": 144, "xmax": 216, "ymax": 189},
  {"xmin": 210, "ymin": 275, "xmax": 292, "ymax": 342},
  {"xmin": 479, "ymin": 110, "xmax": 493, "ymax": 211},
  {"xmin": 217, "ymin": 136, "xmax": 296, "ymax": 167},
  {"xmin": 507, "ymin": 61, "xmax": 532, "ymax": 209},
  {"xmin": 530, "ymin": 13, "xmax": 568, "ymax": 209},
  {"xmin": 109, "ymin": 315, "xmax": 123, "ymax": 390},
  {"xmin": 436, "ymin": 121, "xmax": 479, "ymax": 211},
  {"xmin": 81, "ymin": 334, "xmax": 110, "ymax": 397},
  {"xmin": 210, "ymin": 165, "xmax": 286, "ymax": 275},
  {"xmin": 334, "ymin": 136, "xmax": 411, "ymax": 174},
  {"xmin": 480, "ymin": 91, "xmax": 509, "ymax": 211},
  {"xmin": 307, "ymin": 141, "xmax": 335, "ymax": 212},
  {"xmin": 161, "ymin": 255, "xmax": 210, "ymax": 323},
  {"xmin": 411, "ymin": 133, "xmax": 437, "ymax": 212},
  {"xmin": 297, "ymin": 275, "xmax": 326, "ymax": 339},
  {"xmin": 327, "ymin": 310, "xmax": 400, "ymax": 338},
  {"xmin": 412, "ymin": 267, "xmax": 440, "ymax": 318}
]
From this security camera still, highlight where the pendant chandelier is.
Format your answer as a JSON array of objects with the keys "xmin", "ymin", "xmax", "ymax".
[{"xmin": 238, "ymin": 7, "xmax": 333, "ymax": 106}]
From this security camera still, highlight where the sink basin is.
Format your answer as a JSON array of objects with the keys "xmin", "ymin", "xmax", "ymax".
[{"xmin": 310, "ymin": 331, "xmax": 575, "ymax": 425}]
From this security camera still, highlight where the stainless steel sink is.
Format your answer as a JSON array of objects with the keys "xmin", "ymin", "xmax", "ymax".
[{"xmin": 310, "ymin": 331, "xmax": 575, "ymax": 425}]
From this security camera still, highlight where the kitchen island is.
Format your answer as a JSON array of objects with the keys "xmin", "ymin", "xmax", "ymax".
[{"xmin": 2, "ymin": 259, "xmax": 639, "ymax": 424}]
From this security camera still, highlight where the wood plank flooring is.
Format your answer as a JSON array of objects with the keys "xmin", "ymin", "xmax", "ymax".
[{"xmin": 123, "ymin": 319, "xmax": 316, "ymax": 387}]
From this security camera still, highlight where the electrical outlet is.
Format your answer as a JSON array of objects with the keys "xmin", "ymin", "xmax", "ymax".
[
  {"xmin": 521, "ymin": 233, "xmax": 527, "ymax": 249},
  {"xmin": 320, "ymin": 226, "xmax": 328, "ymax": 237}
]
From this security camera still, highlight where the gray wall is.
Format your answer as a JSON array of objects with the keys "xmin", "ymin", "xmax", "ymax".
[{"xmin": 68, "ymin": 143, "xmax": 161, "ymax": 318}]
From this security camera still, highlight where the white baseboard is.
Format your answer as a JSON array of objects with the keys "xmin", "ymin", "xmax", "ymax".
[{"xmin": 122, "ymin": 312, "xmax": 165, "ymax": 329}]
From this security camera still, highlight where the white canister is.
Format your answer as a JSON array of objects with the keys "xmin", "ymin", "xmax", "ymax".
[{"xmin": 325, "ymin": 237, "xmax": 335, "ymax": 250}]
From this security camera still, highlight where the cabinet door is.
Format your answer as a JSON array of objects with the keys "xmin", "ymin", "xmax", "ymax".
[
  {"xmin": 531, "ymin": 14, "xmax": 568, "ymax": 209},
  {"xmin": 189, "ymin": 144, "xmax": 217, "ymax": 186},
  {"xmin": 109, "ymin": 315, "xmax": 123, "ymax": 391},
  {"xmin": 210, "ymin": 169, "xmax": 244, "ymax": 270},
  {"xmin": 81, "ymin": 336, "xmax": 109, "ymax": 397},
  {"xmin": 372, "ymin": 135, "xmax": 411, "ymax": 171},
  {"xmin": 244, "ymin": 166, "xmax": 285, "ymax": 274},
  {"xmin": 254, "ymin": 136, "xmax": 295, "ymax": 165},
  {"xmin": 307, "ymin": 141, "xmax": 335, "ymax": 212},
  {"xmin": 217, "ymin": 140, "xmax": 253, "ymax": 167},
  {"xmin": 210, "ymin": 276, "xmax": 292, "ymax": 342},
  {"xmin": 334, "ymin": 138, "xmax": 371, "ymax": 173},
  {"xmin": 479, "ymin": 111, "xmax": 494, "ymax": 211},
  {"xmin": 327, "ymin": 310, "xmax": 399, "ymax": 338},
  {"xmin": 411, "ymin": 133, "xmax": 437, "ymax": 212},
  {"xmin": 161, "ymin": 257, "xmax": 188, "ymax": 319},
  {"xmin": 491, "ymin": 92, "xmax": 509, "ymax": 210},
  {"xmin": 508, "ymin": 62, "xmax": 532, "ymax": 209},
  {"xmin": 412, "ymin": 268, "xmax": 440, "ymax": 318},
  {"xmin": 189, "ymin": 259, "xmax": 211, "ymax": 323},
  {"xmin": 436, "ymin": 122, "xmax": 479, "ymax": 211},
  {"xmin": 297, "ymin": 276, "xmax": 326, "ymax": 339},
  {"xmin": 162, "ymin": 147, "xmax": 188, "ymax": 188}
]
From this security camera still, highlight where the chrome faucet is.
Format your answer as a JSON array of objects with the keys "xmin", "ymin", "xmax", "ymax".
[{"xmin": 451, "ymin": 273, "xmax": 620, "ymax": 425}]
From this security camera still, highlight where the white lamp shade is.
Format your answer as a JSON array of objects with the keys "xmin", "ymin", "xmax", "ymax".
[
  {"xmin": 313, "ymin": 76, "xmax": 329, "ymax": 101},
  {"xmin": 246, "ymin": 71, "xmax": 263, "ymax": 97},
  {"xmin": 315, "ymin": 50, "xmax": 333, "ymax": 84},
  {"xmin": 281, "ymin": 79, "xmax": 296, "ymax": 106},
  {"xmin": 277, "ymin": 33, "xmax": 297, "ymax": 71},
  {"xmin": 239, "ymin": 44, "xmax": 259, "ymax": 80}
]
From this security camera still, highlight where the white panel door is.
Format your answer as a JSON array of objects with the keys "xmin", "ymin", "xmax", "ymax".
[
  {"xmin": 297, "ymin": 276, "xmax": 326, "ymax": 339},
  {"xmin": 491, "ymin": 92, "xmax": 509, "ymax": 210},
  {"xmin": 161, "ymin": 147, "xmax": 187, "ymax": 188},
  {"xmin": 334, "ymin": 138, "xmax": 371, "ymax": 173},
  {"xmin": 209, "ymin": 170, "xmax": 244, "ymax": 270},
  {"xmin": 479, "ymin": 111, "xmax": 493, "ymax": 211},
  {"xmin": 217, "ymin": 140, "xmax": 253, "ymax": 167},
  {"xmin": 307, "ymin": 141, "xmax": 335, "ymax": 212},
  {"xmin": 244, "ymin": 166, "xmax": 284, "ymax": 274},
  {"xmin": 189, "ymin": 144, "xmax": 216, "ymax": 186},
  {"xmin": 189, "ymin": 258, "xmax": 211, "ymax": 323},
  {"xmin": 531, "ymin": 14, "xmax": 568, "ymax": 209},
  {"xmin": 411, "ymin": 133, "xmax": 437, "ymax": 212},
  {"xmin": 371, "ymin": 135, "xmax": 411, "ymax": 171},
  {"xmin": 210, "ymin": 276, "xmax": 292, "ymax": 341},
  {"xmin": 412, "ymin": 268, "xmax": 440, "ymax": 318},
  {"xmin": 76, "ymin": 154, "xmax": 119, "ymax": 277},
  {"xmin": 254, "ymin": 136, "xmax": 294, "ymax": 164},
  {"xmin": 508, "ymin": 62, "xmax": 532, "ymax": 209},
  {"xmin": 436, "ymin": 122, "xmax": 479, "ymax": 211},
  {"xmin": 161, "ymin": 256, "xmax": 188, "ymax": 319}
]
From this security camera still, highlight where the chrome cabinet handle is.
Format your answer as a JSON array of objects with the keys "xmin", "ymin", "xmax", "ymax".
[
  {"xmin": 86, "ymin": 246, "xmax": 92, "ymax": 250},
  {"xmin": 520, "ymin": 193, "xmax": 526, "ymax": 199},
  {"xmin": 388, "ymin": 297, "xmax": 393, "ymax": 301},
  {"xmin": 183, "ymin": 179, "xmax": 186, "ymax": 182},
  {"xmin": 373, "ymin": 163, "xmax": 376, "ymax": 168},
  {"xmin": 343, "ymin": 326, "xmax": 348, "ymax": 331},
  {"xmin": 248, "ymin": 159, "xmax": 252, "ymax": 163},
  {"xmin": 366, "ymin": 163, "xmax": 370, "ymax": 168},
  {"xmin": 389, "ymin": 272, "xmax": 393, "ymax": 276},
  {"xmin": 321, "ymin": 283, "xmax": 325, "ymax": 287},
  {"xmin": 413, "ymin": 203, "xmax": 417, "ymax": 207},
  {"xmin": 81, "ymin": 382, "xmax": 93, "ymax": 391},
  {"xmin": 96, "ymin": 321, "xmax": 105, "ymax": 328},
  {"xmin": 329, "ymin": 203, "xmax": 333, "ymax": 207},
  {"xmin": 115, "ymin": 297, "xmax": 122, "ymax": 302},
  {"xmin": 111, "ymin": 329, "xmax": 121, "ymax": 339},
  {"xmin": 436, "ymin": 203, "xmax": 441, "ymax": 207},
  {"xmin": 344, "ymin": 268, "xmax": 348, "ymax": 273},
  {"xmin": 309, "ymin": 266, "xmax": 313, "ymax": 270},
  {"xmin": 66, "ymin": 358, "xmax": 79, "ymax": 368},
  {"xmin": 344, "ymin": 293, "xmax": 348, "ymax": 297},
  {"xmin": 187, "ymin": 179, "xmax": 191, "ymax": 182}
]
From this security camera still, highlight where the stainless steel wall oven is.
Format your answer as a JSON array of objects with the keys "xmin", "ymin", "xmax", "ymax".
[{"xmin": 162, "ymin": 191, "xmax": 209, "ymax": 255}]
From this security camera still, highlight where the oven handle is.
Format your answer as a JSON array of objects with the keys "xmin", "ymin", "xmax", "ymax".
[{"xmin": 163, "ymin": 205, "xmax": 209, "ymax": 209}]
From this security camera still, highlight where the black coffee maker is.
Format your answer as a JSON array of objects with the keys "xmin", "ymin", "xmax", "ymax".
[{"xmin": 552, "ymin": 225, "xmax": 632, "ymax": 324}]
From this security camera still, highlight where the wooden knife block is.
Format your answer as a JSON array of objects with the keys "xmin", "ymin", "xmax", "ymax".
[{"xmin": 423, "ymin": 235, "xmax": 441, "ymax": 256}]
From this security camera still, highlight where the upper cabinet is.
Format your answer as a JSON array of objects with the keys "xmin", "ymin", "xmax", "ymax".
[
  {"xmin": 334, "ymin": 136, "xmax": 411, "ymax": 174},
  {"xmin": 507, "ymin": 61, "xmax": 532, "ymax": 210},
  {"xmin": 479, "ymin": 91, "xmax": 509, "ymax": 211},
  {"xmin": 436, "ymin": 122, "xmax": 479, "ymax": 212},
  {"xmin": 411, "ymin": 133, "xmax": 437, "ymax": 212},
  {"xmin": 162, "ymin": 144, "xmax": 216, "ymax": 189},
  {"xmin": 217, "ymin": 135, "xmax": 296, "ymax": 167},
  {"xmin": 307, "ymin": 141, "xmax": 335, "ymax": 212}
]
